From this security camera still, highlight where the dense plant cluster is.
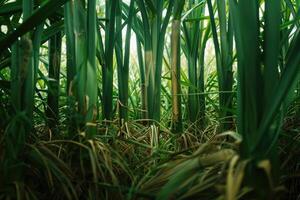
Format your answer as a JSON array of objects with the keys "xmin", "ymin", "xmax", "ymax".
[{"xmin": 0, "ymin": 0, "xmax": 299, "ymax": 199}]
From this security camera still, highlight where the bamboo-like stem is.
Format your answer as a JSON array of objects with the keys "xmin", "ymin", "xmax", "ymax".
[
  {"xmin": 115, "ymin": 0, "xmax": 135, "ymax": 122},
  {"xmin": 102, "ymin": 0, "xmax": 117, "ymax": 121},
  {"xmin": 171, "ymin": 0, "xmax": 185, "ymax": 133}
]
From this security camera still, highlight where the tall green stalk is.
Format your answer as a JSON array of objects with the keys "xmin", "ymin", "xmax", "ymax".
[
  {"xmin": 22, "ymin": 1, "xmax": 34, "ymax": 120},
  {"xmin": 128, "ymin": 4, "xmax": 147, "ymax": 119},
  {"xmin": 115, "ymin": 0, "xmax": 135, "ymax": 122},
  {"xmin": 171, "ymin": 0, "xmax": 185, "ymax": 133},
  {"xmin": 136, "ymin": 37, "xmax": 147, "ymax": 118},
  {"xmin": 64, "ymin": 2, "xmax": 76, "ymax": 94},
  {"xmin": 182, "ymin": 0, "xmax": 202, "ymax": 122},
  {"xmin": 64, "ymin": 1, "xmax": 77, "ymax": 135},
  {"xmin": 136, "ymin": 0, "xmax": 175, "ymax": 121},
  {"xmin": 182, "ymin": 0, "xmax": 209, "ymax": 125},
  {"xmin": 230, "ymin": 0, "xmax": 300, "ymax": 198},
  {"xmin": 85, "ymin": 0, "xmax": 97, "ymax": 134},
  {"xmin": 198, "ymin": 19, "xmax": 211, "ymax": 128},
  {"xmin": 4, "ymin": 0, "xmax": 43, "ymax": 185},
  {"xmin": 46, "ymin": 19, "xmax": 62, "ymax": 135},
  {"xmin": 102, "ymin": 0, "xmax": 117, "ymax": 121},
  {"xmin": 69, "ymin": 0, "xmax": 98, "ymax": 136},
  {"xmin": 207, "ymin": 0, "xmax": 234, "ymax": 130}
]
